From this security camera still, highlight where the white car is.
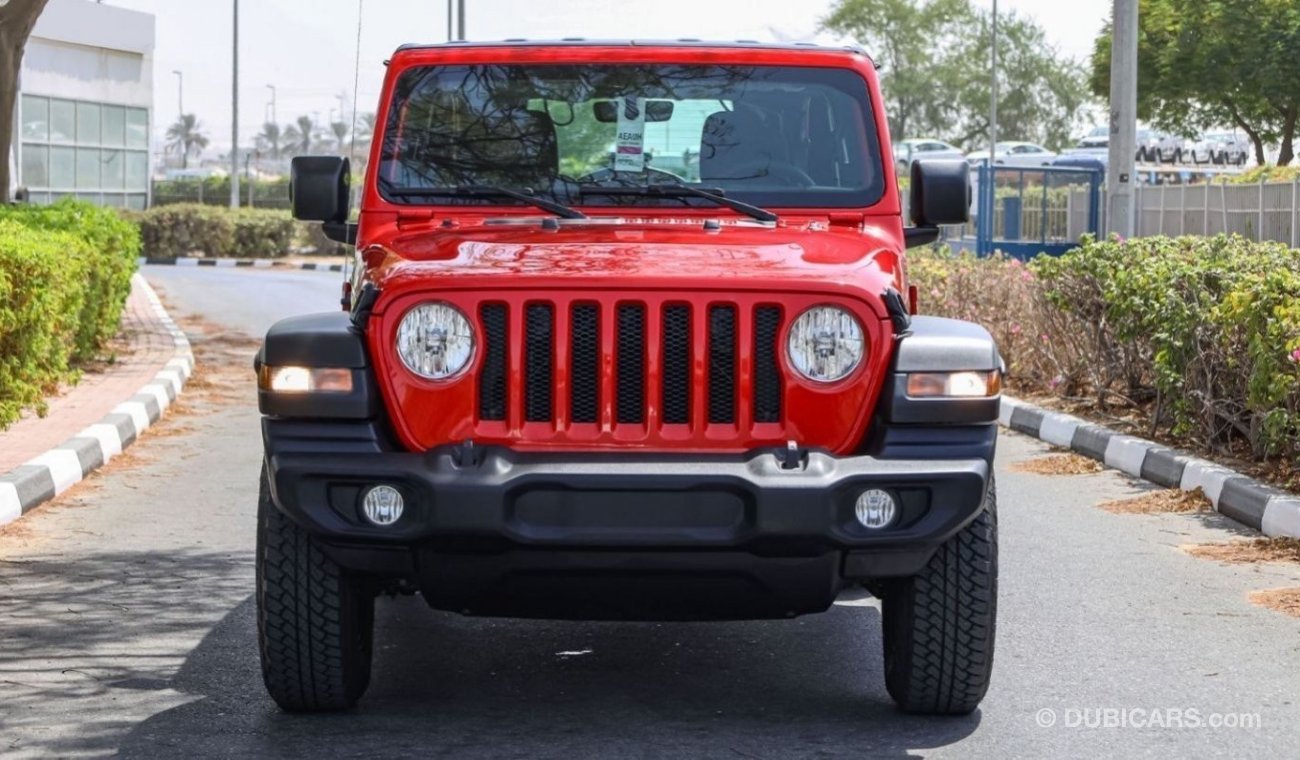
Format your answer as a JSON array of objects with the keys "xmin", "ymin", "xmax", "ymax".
[
  {"xmin": 1192, "ymin": 132, "xmax": 1251, "ymax": 166},
  {"xmin": 893, "ymin": 138, "xmax": 965, "ymax": 174},
  {"xmin": 1140, "ymin": 131, "xmax": 1194, "ymax": 164},
  {"xmin": 966, "ymin": 141, "xmax": 1058, "ymax": 167}
]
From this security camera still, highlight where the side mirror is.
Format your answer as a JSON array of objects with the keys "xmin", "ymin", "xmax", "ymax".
[
  {"xmin": 290, "ymin": 156, "xmax": 350, "ymax": 223},
  {"xmin": 910, "ymin": 159, "xmax": 971, "ymax": 227}
]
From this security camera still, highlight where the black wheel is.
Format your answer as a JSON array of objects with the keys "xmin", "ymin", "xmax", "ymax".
[
  {"xmin": 257, "ymin": 465, "xmax": 374, "ymax": 712},
  {"xmin": 881, "ymin": 480, "xmax": 997, "ymax": 715}
]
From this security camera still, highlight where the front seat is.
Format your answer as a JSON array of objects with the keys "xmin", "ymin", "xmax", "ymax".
[{"xmin": 699, "ymin": 105, "xmax": 789, "ymax": 183}]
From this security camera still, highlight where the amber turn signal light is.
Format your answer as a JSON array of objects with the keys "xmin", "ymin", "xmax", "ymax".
[
  {"xmin": 906, "ymin": 370, "xmax": 1001, "ymax": 398},
  {"xmin": 258, "ymin": 366, "xmax": 354, "ymax": 394}
]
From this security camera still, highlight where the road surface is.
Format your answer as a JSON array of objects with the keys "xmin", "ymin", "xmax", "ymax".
[{"xmin": 1, "ymin": 265, "xmax": 1297, "ymax": 758}]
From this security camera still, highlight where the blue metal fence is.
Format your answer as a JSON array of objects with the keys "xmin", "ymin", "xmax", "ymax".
[{"xmin": 951, "ymin": 164, "xmax": 1104, "ymax": 259}]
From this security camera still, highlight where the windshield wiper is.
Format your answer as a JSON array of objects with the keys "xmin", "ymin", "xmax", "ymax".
[
  {"xmin": 386, "ymin": 185, "xmax": 587, "ymax": 220},
  {"xmin": 577, "ymin": 183, "xmax": 778, "ymax": 223}
]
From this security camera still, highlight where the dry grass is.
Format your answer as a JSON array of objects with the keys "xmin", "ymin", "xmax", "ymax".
[
  {"xmin": 1097, "ymin": 488, "xmax": 1210, "ymax": 515},
  {"xmin": 1249, "ymin": 588, "xmax": 1300, "ymax": 618},
  {"xmin": 1010, "ymin": 452, "xmax": 1104, "ymax": 476},
  {"xmin": 1182, "ymin": 538, "xmax": 1300, "ymax": 565}
]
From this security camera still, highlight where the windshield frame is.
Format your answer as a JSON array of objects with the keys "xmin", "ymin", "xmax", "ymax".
[{"xmin": 365, "ymin": 45, "xmax": 894, "ymax": 216}]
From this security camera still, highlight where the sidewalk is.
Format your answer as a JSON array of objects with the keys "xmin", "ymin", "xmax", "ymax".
[{"xmin": 0, "ymin": 275, "xmax": 193, "ymax": 524}]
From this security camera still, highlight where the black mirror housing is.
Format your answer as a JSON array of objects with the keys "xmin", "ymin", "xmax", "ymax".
[
  {"xmin": 291, "ymin": 156, "xmax": 351, "ymax": 223},
  {"xmin": 909, "ymin": 159, "xmax": 970, "ymax": 227}
]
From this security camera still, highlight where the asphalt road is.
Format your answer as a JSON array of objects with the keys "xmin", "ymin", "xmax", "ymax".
[{"xmin": 1, "ymin": 265, "xmax": 1298, "ymax": 758}]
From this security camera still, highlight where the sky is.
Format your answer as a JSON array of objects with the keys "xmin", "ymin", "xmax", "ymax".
[{"xmin": 100, "ymin": 0, "xmax": 1113, "ymax": 153}]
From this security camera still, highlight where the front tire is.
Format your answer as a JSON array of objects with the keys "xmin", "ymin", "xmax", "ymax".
[
  {"xmin": 257, "ymin": 465, "xmax": 375, "ymax": 712},
  {"xmin": 881, "ymin": 480, "xmax": 997, "ymax": 715}
]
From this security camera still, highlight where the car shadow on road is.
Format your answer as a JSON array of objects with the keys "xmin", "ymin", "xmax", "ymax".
[{"xmin": 113, "ymin": 592, "xmax": 981, "ymax": 758}]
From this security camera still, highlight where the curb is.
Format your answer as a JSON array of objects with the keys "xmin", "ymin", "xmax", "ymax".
[
  {"xmin": 138, "ymin": 256, "xmax": 345, "ymax": 272},
  {"xmin": 0, "ymin": 275, "xmax": 194, "ymax": 527},
  {"xmin": 1000, "ymin": 396, "xmax": 1300, "ymax": 540}
]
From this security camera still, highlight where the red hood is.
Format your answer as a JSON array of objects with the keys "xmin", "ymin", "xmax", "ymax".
[{"xmin": 361, "ymin": 217, "xmax": 906, "ymax": 318}]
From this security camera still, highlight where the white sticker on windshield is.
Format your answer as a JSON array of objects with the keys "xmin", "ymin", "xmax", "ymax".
[{"xmin": 614, "ymin": 97, "xmax": 647, "ymax": 173}]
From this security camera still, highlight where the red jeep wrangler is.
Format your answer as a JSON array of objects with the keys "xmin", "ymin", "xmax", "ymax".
[{"xmin": 258, "ymin": 40, "xmax": 998, "ymax": 715}]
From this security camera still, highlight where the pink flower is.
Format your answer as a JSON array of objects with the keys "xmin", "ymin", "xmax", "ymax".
[
  {"xmin": 1010, "ymin": 324, "xmax": 1022, "ymax": 335},
  {"xmin": 1040, "ymin": 333, "xmax": 1050, "ymax": 342},
  {"xmin": 1050, "ymin": 375, "xmax": 1064, "ymax": 389},
  {"xmin": 1290, "ymin": 348, "xmax": 1300, "ymax": 363}
]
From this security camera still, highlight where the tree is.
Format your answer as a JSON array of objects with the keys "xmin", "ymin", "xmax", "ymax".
[
  {"xmin": 1091, "ymin": 0, "xmax": 1300, "ymax": 166},
  {"xmin": 256, "ymin": 122, "xmax": 282, "ymax": 160},
  {"xmin": 165, "ymin": 114, "xmax": 210, "ymax": 170},
  {"xmin": 282, "ymin": 115, "xmax": 316, "ymax": 156},
  {"xmin": 329, "ymin": 121, "xmax": 349, "ymax": 153},
  {"xmin": 0, "ymin": 0, "xmax": 51, "ymax": 201},
  {"xmin": 821, "ymin": 0, "xmax": 1092, "ymax": 151}
]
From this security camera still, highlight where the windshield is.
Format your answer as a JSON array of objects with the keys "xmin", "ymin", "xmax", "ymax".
[{"xmin": 377, "ymin": 63, "xmax": 884, "ymax": 209}]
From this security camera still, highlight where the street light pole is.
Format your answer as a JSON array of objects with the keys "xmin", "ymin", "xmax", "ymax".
[
  {"xmin": 266, "ymin": 84, "xmax": 276, "ymax": 126},
  {"xmin": 230, "ymin": 0, "xmax": 240, "ymax": 208},
  {"xmin": 457, "ymin": 0, "xmax": 465, "ymax": 40},
  {"xmin": 172, "ymin": 70, "xmax": 183, "ymax": 118},
  {"xmin": 447, "ymin": 0, "xmax": 453, "ymax": 42},
  {"xmin": 989, "ymin": 0, "xmax": 997, "ymax": 166},
  {"xmin": 1106, "ymin": 0, "xmax": 1138, "ymax": 237}
]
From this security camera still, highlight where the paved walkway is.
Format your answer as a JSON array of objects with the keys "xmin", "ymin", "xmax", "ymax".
[{"xmin": 0, "ymin": 282, "xmax": 177, "ymax": 473}]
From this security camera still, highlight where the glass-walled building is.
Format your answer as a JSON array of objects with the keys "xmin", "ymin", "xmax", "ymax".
[{"xmin": 12, "ymin": 0, "xmax": 155, "ymax": 209}]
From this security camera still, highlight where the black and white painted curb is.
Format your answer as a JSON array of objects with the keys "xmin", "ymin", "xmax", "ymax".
[
  {"xmin": 138, "ymin": 256, "xmax": 345, "ymax": 272},
  {"xmin": 0, "ymin": 275, "xmax": 194, "ymax": 526},
  {"xmin": 1000, "ymin": 396, "xmax": 1300, "ymax": 540}
]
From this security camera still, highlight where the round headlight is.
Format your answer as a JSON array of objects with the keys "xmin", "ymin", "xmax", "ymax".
[
  {"xmin": 786, "ymin": 306, "xmax": 865, "ymax": 383},
  {"xmin": 396, "ymin": 302, "xmax": 475, "ymax": 379}
]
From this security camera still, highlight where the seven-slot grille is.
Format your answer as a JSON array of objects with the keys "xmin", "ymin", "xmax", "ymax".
[{"xmin": 477, "ymin": 300, "xmax": 785, "ymax": 432}]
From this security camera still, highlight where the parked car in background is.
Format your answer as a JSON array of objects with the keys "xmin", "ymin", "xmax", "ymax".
[
  {"xmin": 1140, "ymin": 131, "xmax": 1194, "ymax": 164},
  {"xmin": 1063, "ymin": 128, "xmax": 1109, "ymax": 157},
  {"xmin": 966, "ymin": 141, "xmax": 1057, "ymax": 167},
  {"xmin": 892, "ymin": 138, "xmax": 965, "ymax": 174},
  {"xmin": 1193, "ymin": 132, "xmax": 1251, "ymax": 166}
]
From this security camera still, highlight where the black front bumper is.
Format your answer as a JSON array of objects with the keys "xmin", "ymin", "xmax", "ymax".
[{"xmin": 265, "ymin": 420, "xmax": 995, "ymax": 620}]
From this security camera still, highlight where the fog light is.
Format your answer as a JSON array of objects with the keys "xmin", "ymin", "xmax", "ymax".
[
  {"xmin": 361, "ymin": 485, "xmax": 404, "ymax": 526},
  {"xmin": 855, "ymin": 489, "xmax": 897, "ymax": 530}
]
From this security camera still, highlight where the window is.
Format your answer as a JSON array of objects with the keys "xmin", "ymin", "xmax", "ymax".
[
  {"xmin": 22, "ymin": 95, "xmax": 48, "ymax": 141},
  {"xmin": 379, "ymin": 63, "xmax": 885, "ymax": 209},
  {"xmin": 19, "ymin": 96, "xmax": 150, "ymax": 207},
  {"xmin": 50, "ymin": 99, "xmax": 76, "ymax": 143}
]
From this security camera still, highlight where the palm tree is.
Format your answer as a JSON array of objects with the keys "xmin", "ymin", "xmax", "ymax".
[
  {"xmin": 330, "ymin": 121, "xmax": 349, "ymax": 153},
  {"xmin": 357, "ymin": 112, "xmax": 377, "ymax": 141},
  {"xmin": 165, "ymin": 114, "xmax": 209, "ymax": 169},
  {"xmin": 256, "ymin": 122, "xmax": 282, "ymax": 160},
  {"xmin": 282, "ymin": 115, "xmax": 316, "ymax": 156}
]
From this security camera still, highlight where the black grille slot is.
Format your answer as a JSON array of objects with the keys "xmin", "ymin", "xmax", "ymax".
[
  {"xmin": 478, "ymin": 304, "xmax": 507, "ymax": 421},
  {"xmin": 524, "ymin": 304, "xmax": 553, "ymax": 422},
  {"xmin": 570, "ymin": 304, "xmax": 599, "ymax": 424},
  {"xmin": 708, "ymin": 305, "xmax": 736, "ymax": 424},
  {"xmin": 754, "ymin": 306, "xmax": 782, "ymax": 423},
  {"xmin": 616, "ymin": 305, "xmax": 645, "ymax": 424},
  {"xmin": 662, "ymin": 305, "xmax": 691, "ymax": 424}
]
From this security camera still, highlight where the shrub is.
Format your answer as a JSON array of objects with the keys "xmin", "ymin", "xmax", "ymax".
[
  {"xmin": 136, "ymin": 205, "xmax": 295, "ymax": 258},
  {"xmin": 0, "ymin": 201, "xmax": 140, "ymax": 361},
  {"xmin": 229, "ymin": 209, "xmax": 296, "ymax": 258},
  {"xmin": 909, "ymin": 236, "xmax": 1300, "ymax": 461},
  {"xmin": 136, "ymin": 204, "xmax": 234, "ymax": 259},
  {"xmin": 0, "ymin": 200, "xmax": 140, "ymax": 427}
]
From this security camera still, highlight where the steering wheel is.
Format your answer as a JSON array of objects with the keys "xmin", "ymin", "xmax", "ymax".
[
  {"xmin": 580, "ymin": 165, "xmax": 687, "ymax": 184},
  {"xmin": 716, "ymin": 160, "xmax": 816, "ymax": 187}
]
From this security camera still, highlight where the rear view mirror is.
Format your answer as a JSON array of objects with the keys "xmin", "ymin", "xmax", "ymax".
[
  {"xmin": 592, "ymin": 100, "xmax": 675, "ymax": 123},
  {"xmin": 291, "ymin": 156, "xmax": 350, "ymax": 223},
  {"xmin": 910, "ymin": 159, "xmax": 970, "ymax": 227}
]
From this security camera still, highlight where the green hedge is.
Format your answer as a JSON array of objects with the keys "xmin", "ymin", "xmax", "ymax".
[
  {"xmin": 135, "ymin": 204, "xmax": 296, "ymax": 259},
  {"xmin": 0, "ymin": 201, "xmax": 141, "ymax": 427},
  {"xmin": 909, "ymin": 236, "xmax": 1300, "ymax": 461}
]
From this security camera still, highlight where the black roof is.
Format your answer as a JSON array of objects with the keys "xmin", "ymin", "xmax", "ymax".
[{"xmin": 395, "ymin": 38, "xmax": 869, "ymax": 57}]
